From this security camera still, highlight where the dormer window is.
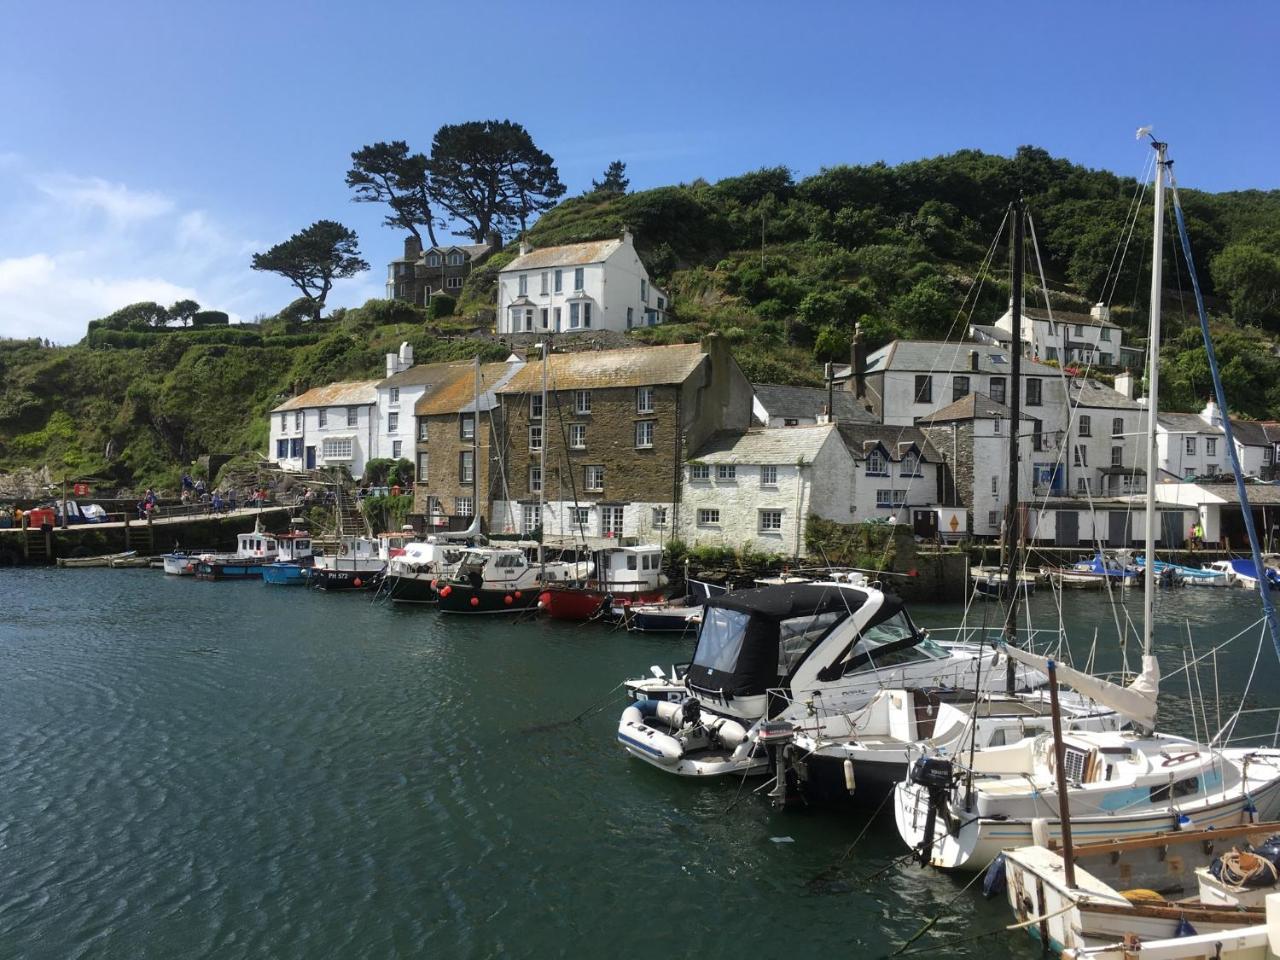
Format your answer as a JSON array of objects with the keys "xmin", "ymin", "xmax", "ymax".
[
  {"xmin": 447, "ymin": 252, "xmax": 464, "ymax": 266},
  {"xmin": 866, "ymin": 450, "xmax": 888, "ymax": 476},
  {"xmin": 426, "ymin": 253, "xmax": 440, "ymax": 267}
]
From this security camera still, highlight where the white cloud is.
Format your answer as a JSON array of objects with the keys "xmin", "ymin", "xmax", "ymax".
[
  {"xmin": 0, "ymin": 164, "xmax": 272, "ymax": 343},
  {"xmin": 34, "ymin": 173, "xmax": 174, "ymax": 223}
]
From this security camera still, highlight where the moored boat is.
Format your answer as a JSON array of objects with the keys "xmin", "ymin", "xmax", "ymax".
[
  {"xmin": 538, "ymin": 544, "xmax": 668, "ymax": 621},
  {"xmin": 261, "ymin": 532, "xmax": 315, "ymax": 586},
  {"xmin": 308, "ymin": 536, "xmax": 384, "ymax": 591},
  {"xmin": 56, "ymin": 550, "xmax": 137, "ymax": 568},
  {"xmin": 195, "ymin": 529, "xmax": 280, "ymax": 580},
  {"xmin": 435, "ymin": 546, "xmax": 586, "ymax": 614},
  {"xmin": 162, "ymin": 551, "xmax": 197, "ymax": 576}
]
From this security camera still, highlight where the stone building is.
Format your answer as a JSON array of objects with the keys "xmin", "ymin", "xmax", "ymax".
[
  {"xmin": 410, "ymin": 358, "xmax": 525, "ymax": 527},
  {"xmin": 386, "ymin": 235, "xmax": 498, "ymax": 307},
  {"xmin": 492, "ymin": 335, "xmax": 752, "ymax": 539}
]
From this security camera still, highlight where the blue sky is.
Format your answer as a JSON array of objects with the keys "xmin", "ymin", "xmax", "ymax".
[{"xmin": 1, "ymin": 0, "xmax": 1275, "ymax": 342}]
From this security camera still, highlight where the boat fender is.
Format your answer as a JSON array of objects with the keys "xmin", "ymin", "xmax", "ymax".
[
  {"xmin": 843, "ymin": 759, "xmax": 856, "ymax": 794},
  {"xmin": 1173, "ymin": 915, "xmax": 1198, "ymax": 938},
  {"xmin": 470, "ymin": 597, "xmax": 480, "ymax": 607},
  {"xmin": 982, "ymin": 853, "xmax": 1007, "ymax": 899},
  {"xmin": 1031, "ymin": 818, "xmax": 1051, "ymax": 849},
  {"xmin": 505, "ymin": 595, "xmax": 514, "ymax": 605}
]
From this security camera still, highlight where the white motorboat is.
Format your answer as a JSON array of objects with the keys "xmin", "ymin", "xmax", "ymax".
[
  {"xmin": 308, "ymin": 536, "xmax": 384, "ymax": 590},
  {"xmin": 617, "ymin": 576, "xmax": 1045, "ymax": 779},
  {"xmin": 435, "ymin": 546, "xmax": 587, "ymax": 614}
]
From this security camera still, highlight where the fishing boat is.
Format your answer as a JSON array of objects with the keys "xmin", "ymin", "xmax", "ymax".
[
  {"xmin": 1002, "ymin": 822, "xmax": 1280, "ymax": 957},
  {"xmin": 162, "ymin": 551, "xmax": 198, "ymax": 575},
  {"xmin": 194, "ymin": 529, "xmax": 280, "ymax": 580},
  {"xmin": 537, "ymin": 544, "xmax": 668, "ymax": 621},
  {"xmin": 617, "ymin": 577, "xmax": 1045, "ymax": 778},
  {"xmin": 308, "ymin": 535, "xmax": 384, "ymax": 591},
  {"xmin": 895, "ymin": 136, "xmax": 1280, "ymax": 871},
  {"xmin": 261, "ymin": 532, "xmax": 316, "ymax": 586},
  {"xmin": 56, "ymin": 550, "xmax": 138, "ymax": 568},
  {"xmin": 381, "ymin": 516, "xmax": 480, "ymax": 605},
  {"xmin": 435, "ymin": 546, "xmax": 586, "ymax": 614}
]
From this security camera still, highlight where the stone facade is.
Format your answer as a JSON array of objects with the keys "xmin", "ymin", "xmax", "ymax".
[{"xmin": 386, "ymin": 235, "xmax": 498, "ymax": 307}]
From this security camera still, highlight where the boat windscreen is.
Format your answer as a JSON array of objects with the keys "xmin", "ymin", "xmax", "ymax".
[
  {"xmin": 692, "ymin": 607, "xmax": 751, "ymax": 674},
  {"xmin": 817, "ymin": 608, "xmax": 933, "ymax": 680}
]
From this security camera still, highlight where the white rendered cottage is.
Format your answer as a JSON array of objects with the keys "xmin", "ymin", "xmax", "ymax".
[
  {"xmin": 994, "ymin": 302, "xmax": 1124, "ymax": 368},
  {"xmin": 269, "ymin": 380, "xmax": 379, "ymax": 478},
  {"xmin": 496, "ymin": 230, "xmax": 666, "ymax": 335},
  {"xmin": 680, "ymin": 424, "xmax": 852, "ymax": 557}
]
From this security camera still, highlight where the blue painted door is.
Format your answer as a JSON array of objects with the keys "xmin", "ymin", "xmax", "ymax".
[{"xmin": 305, "ymin": 446, "xmax": 316, "ymax": 469}]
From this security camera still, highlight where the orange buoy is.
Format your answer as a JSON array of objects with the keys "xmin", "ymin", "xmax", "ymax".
[
  {"xmin": 513, "ymin": 590, "xmax": 522, "ymax": 600},
  {"xmin": 470, "ymin": 596, "xmax": 480, "ymax": 607},
  {"xmin": 353, "ymin": 578, "xmax": 363, "ymax": 588},
  {"xmin": 430, "ymin": 579, "xmax": 438, "ymax": 590},
  {"xmin": 504, "ymin": 595, "xmax": 513, "ymax": 605}
]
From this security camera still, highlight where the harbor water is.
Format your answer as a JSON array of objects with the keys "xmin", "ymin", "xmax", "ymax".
[{"xmin": 1, "ymin": 569, "xmax": 1277, "ymax": 959}]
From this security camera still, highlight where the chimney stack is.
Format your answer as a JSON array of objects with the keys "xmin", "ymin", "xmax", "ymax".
[
  {"xmin": 399, "ymin": 341, "xmax": 413, "ymax": 369},
  {"xmin": 519, "ymin": 239, "xmax": 531, "ymax": 256},
  {"xmin": 851, "ymin": 324, "xmax": 867, "ymax": 399},
  {"xmin": 1114, "ymin": 370, "xmax": 1135, "ymax": 400},
  {"xmin": 1090, "ymin": 302, "xmax": 1111, "ymax": 322},
  {"xmin": 969, "ymin": 349, "xmax": 979, "ymax": 372},
  {"xmin": 404, "ymin": 235, "xmax": 423, "ymax": 260}
]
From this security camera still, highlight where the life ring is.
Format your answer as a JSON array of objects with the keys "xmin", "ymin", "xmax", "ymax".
[{"xmin": 1162, "ymin": 751, "xmax": 1199, "ymax": 767}]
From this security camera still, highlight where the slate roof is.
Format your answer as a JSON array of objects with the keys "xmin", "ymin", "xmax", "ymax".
[
  {"xmin": 836, "ymin": 423, "xmax": 942, "ymax": 462},
  {"xmin": 498, "ymin": 343, "xmax": 706, "ymax": 393},
  {"xmin": 273, "ymin": 380, "xmax": 379, "ymax": 412},
  {"xmin": 1173, "ymin": 482, "xmax": 1280, "ymax": 505},
  {"xmin": 1022, "ymin": 307, "xmax": 1120, "ymax": 329},
  {"xmin": 688, "ymin": 424, "xmax": 837, "ymax": 465},
  {"xmin": 864, "ymin": 339, "xmax": 1058, "ymax": 376},
  {"xmin": 969, "ymin": 323, "xmax": 1012, "ymax": 343},
  {"xmin": 1230, "ymin": 419, "xmax": 1270, "ymax": 447},
  {"xmin": 751, "ymin": 383, "xmax": 878, "ymax": 424},
  {"xmin": 378, "ymin": 360, "xmax": 471, "ymax": 389},
  {"xmin": 916, "ymin": 392, "xmax": 1034, "ymax": 424},
  {"xmin": 390, "ymin": 241, "xmax": 492, "ymax": 265},
  {"xmin": 415, "ymin": 361, "xmax": 525, "ymax": 416},
  {"xmin": 1158, "ymin": 412, "xmax": 1218, "ymax": 436},
  {"xmin": 502, "ymin": 239, "xmax": 623, "ymax": 272},
  {"xmin": 1068, "ymin": 378, "xmax": 1141, "ymax": 410}
]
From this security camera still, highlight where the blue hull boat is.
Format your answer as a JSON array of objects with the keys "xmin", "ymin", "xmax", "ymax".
[
  {"xmin": 195, "ymin": 560, "xmax": 267, "ymax": 580},
  {"xmin": 262, "ymin": 562, "xmax": 309, "ymax": 585}
]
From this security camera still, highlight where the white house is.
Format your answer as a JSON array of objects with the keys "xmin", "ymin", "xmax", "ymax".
[
  {"xmin": 269, "ymin": 379, "xmax": 380, "ymax": 477},
  {"xmin": 1063, "ymin": 378, "xmax": 1146, "ymax": 498},
  {"xmin": 855, "ymin": 339, "xmax": 1068, "ymax": 439},
  {"xmin": 1157, "ymin": 401, "xmax": 1272, "ymax": 481},
  {"xmin": 495, "ymin": 230, "xmax": 667, "ymax": 335},
  {"xmin": 680, "ymin": 424, "xmax": 852, "ymax": 557},
  {"xmin": 994, "ymin": 302, "xmax": 1125, "ymax": 368},
  {"xmin": 1154, "ymin": 481, "xmax": 1280, "ymax": 548},
  {"xmin": 834, "ymin": 424, "xmax": 945, "ymax": 527}
]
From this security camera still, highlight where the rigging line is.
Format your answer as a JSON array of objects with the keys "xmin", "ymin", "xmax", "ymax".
[
  {"xmin": 1186, "ymin": 622, "xmax": 1212, "ymax": 755},
  {"xmin": 1168, "ymin": 173, "xmax": 1280, "ymax": 660},
  {"xmin": 1102, "ymin": 151, "xmax": 1156, "ymax": 309},
  {"xmin": 1211, "ymin": 619, "xmax": 1268, "ymax": 747},
  {"xmin": 1026, "ymin": 212, "xmax": 1131, "ymax": 667},
  {"xmin": 548, "ymin": 370, "xmax": 588, "ymax": 549}
]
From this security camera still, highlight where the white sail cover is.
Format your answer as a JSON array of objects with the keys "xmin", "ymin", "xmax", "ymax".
[{"xmin": 1003, "ymin": 646, "xmax": 1160, "ymax": 729}]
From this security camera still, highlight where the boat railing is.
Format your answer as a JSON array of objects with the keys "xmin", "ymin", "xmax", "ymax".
[{"xmin": 924, "ymin": 625, "xmax": 1065, "ymax": 649}]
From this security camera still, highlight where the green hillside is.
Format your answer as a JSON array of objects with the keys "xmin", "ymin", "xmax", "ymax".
[{"xmin": 3, "ymin": 146, "xmax": 1280, "ymax": 492}]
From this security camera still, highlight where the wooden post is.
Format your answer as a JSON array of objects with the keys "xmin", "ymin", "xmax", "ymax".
[
  {"xmin": 20, "ymin": 513, "xmax": 29, "ymax": 561},
  {"xmin": 44, "ymin": 525, "xmax": 53, "ymax": 564},
  {"xmin": 1047, "ymin": 659, "xmax": 1077, "ymax": 887}
]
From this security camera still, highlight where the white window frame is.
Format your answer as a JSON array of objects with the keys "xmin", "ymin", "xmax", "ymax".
[
  {"xmin": 571, "ymin": 506, "xmax": 591, "ymax": 528},
  {"xmin": 651, "ymin": 507, "xmax": 668, "ymax": 528},
  {"xmin": 318, "ymin": 408, "xmax": 327, "ymax": 428},
  {"xmin": 569, "ymin": 423, "xmax": 586, "ymax": 449},
  {"xmin": 1186, "ymin": 436, "xmax": 1197, "ymax": 455},
  {"xmin": 585, "ymin": 465, "xmax": 604, "ymax": 492},
  {"xmin": 690, "ymin": 464, "xmax": 710, "ymax": 481},
  {"xmin": 697, "ymin": 508, "xmax": 720, "ymax": 526},
  {"xmin": 573, "ymin": 267, "xmax": 584, "ymax": 291},
  {"xmin": 347, "ymin": 407, "xmax": 358, "ymax": 427},
  {"xmin": 529, "ymin": 423, "xmax": 543, "ymax": 451},
  {"xmin": 388, "ymin": 412, "xmax": 399, "ymax": 433},
  {"xmin": 760, "ymin": 465, "xmax": 778, "ymax": 486},
  {"xmin": 866, "ymin": 450, "xmax": 887, "ymax": 476},
  {"xmin": 392, "ymin": 440, "xmax": 402, "ymax": 459},
  {"xmin": 636, "ymin": 386, "xmax": 655, "ymax": 413},
  {"xmin": 530, "ymin": 394, "xmax": 543, "ymax": 419},
  {"xmin": 529, "ymin": 466, "xmax": 542, "ymax": 493},
  {"xmin": 574, "ymin": 390, "xmax": 591, "ymax": 415},
  {"xmin": 758, "ymin": 509, "xmax": 783, "ymax": 533},
  {"xmin": 635, "ymin": 420, "xmax": 654, "ymax": 449},
  {"xmin": 716, "ymin": 464, "xmax": 736, "ymax": 481},
  {"xmin": 418, "ymin": 452, "xmax": 429, "ymax": 482}
]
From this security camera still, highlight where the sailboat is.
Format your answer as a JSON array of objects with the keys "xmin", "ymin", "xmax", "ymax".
[{"xmin": 893, "ymin": 142, "xmax": 1280, "ymax": 870}]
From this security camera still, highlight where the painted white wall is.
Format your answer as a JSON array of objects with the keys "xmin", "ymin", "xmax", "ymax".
[
  {"xmin": 994, "ymin": 308, "xmax": 1123, "ymax": 366},
  {"xmin": 373, "ymin": 383, "xmax": 429, "ymax": 463},
  {"xmin": 495, "ymin": 234, "xmax": 666, "ymax": 335},
  {"xmin": 1068, "ymin": 405, "xmax": 1144, "ymax": 497},
  {"xmin": 491, "ymin": 499, "xmax": 674, "ymax": 541},
  {"xmin": 847, "ymin": 452, "xmax": 939, "ymax": 523},
  {"xmin": 879, "ymin": 369, "xmax": 1068, "ymax": 435},
  {"xmin": 268, "ymin": 404, "xmax": 377, "ymax": 478},
  {"xmin": 970, "ymin": 421, "xmax": 1037, "ymax": 537}
]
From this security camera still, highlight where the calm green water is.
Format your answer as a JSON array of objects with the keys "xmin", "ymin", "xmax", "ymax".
[{"xmin": 0, "ymin": 570, "xmax": 1276, "ymax": 959}]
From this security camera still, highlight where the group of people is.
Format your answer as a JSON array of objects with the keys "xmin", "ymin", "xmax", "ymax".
[{"xmin": 135, "ymin": 488, "xmax": 158, "ymax": 520}]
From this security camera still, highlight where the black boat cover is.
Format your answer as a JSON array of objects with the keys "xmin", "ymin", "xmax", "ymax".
[{"xmin": 686, "ymin": 584, "xmax": 903, "ymax": 700}]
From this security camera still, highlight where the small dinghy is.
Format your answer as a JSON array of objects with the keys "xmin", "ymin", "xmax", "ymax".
[
  {"xmin": 57, "ymin": 550, "xmax": 137, "ymax": 568},
  {"xmin": 616, "ymin": 698, "xmax": 761, "ymax": 777}
]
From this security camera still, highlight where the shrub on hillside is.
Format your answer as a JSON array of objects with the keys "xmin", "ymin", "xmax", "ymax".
[{"xmin": 426, "ymin": 294, "xmax": 456, "ymax": 321}]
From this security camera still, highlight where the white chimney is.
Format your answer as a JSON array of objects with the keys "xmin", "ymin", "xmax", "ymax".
[
  {"xmin": 1114, "ymin": 370, "xmax": 1135, "ymax": 400},
  {"xmin": 1091, "ymin": 302, "xmax": 1111, "ymax": 322},
  {"xmin": 386, "ymin": 352, "xmax": 400, "ymax": 378},
  {"xmin": 1202, "ymin": 398, "xmax": 1222, "ymax": 426},
  {"xmin": 399, "ymin": 341, "xmax": 413, "ymax": 368},
  {"xmin": 519, "ymin": 240, "xmax": 530, "ymax": 256}
]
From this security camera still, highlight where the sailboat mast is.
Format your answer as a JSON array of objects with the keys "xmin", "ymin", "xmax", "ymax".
[
  {"xmin": 1003, "ymin": 198, "xmax": 1024, "ymax": 642},
  {"xmin": 1142, "ymin": 141, "xmax": 1167, "ymax": 658},
  {"xmin": 473, "ymin": 355, "xmax": 481, "ymax": 530},
  {"xmin": 539, "ymin": 340, "xmax": 548, "ymax": 573}
]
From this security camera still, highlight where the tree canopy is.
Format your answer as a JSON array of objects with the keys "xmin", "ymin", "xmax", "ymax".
[
  {"xmin": 591, "ymin": 160, "xmax": 629, "ymax": 196},
  {"xmin": 250, "ymin": 220, "xmax": 369, "ymax": 319},
  {"xmin": 427, "ymin": 120, "xmax": 564, "ymax": 241},
  {"xmin": 346, "ymin": 141, "xmax": 440, "ymax": 247}
]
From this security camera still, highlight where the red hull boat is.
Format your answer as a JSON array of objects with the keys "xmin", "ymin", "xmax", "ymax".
[{"xmin": 538, "ymin": 586, "xmax": 667, "ymax": 622}]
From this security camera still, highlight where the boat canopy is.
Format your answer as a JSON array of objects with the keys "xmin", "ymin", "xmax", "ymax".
[{"xmin": 686, "ymin": 584, "xmax": 891, "ymax": 699}]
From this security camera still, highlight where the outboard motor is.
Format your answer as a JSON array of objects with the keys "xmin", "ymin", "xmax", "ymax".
[
  {"xmin": 756, "ymin": 720, "xmax": 797, "ymax": 809},
  {"xmin": 679, "ymin": 697, "xmax": 702, "ymax": 729},
  {"xmin": 909, "ymin": 756, "xmax": 954, "ymax": 866}
]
